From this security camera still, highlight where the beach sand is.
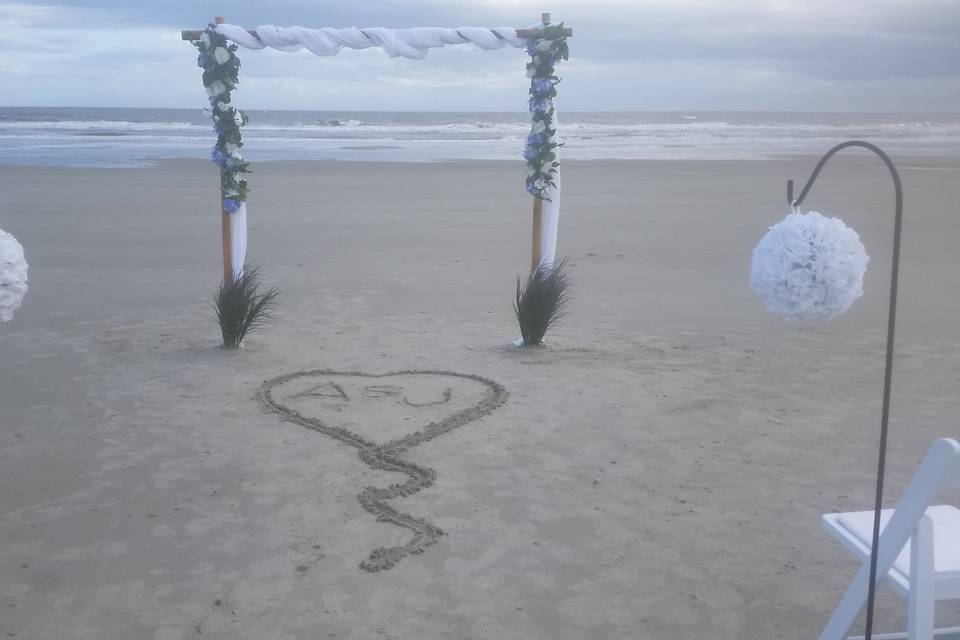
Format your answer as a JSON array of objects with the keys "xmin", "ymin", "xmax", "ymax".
[{"xmin": 1, "ymin": 156, "xmax": 959, "ymax": 639}]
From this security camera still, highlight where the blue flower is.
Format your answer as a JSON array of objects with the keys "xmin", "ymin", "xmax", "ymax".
[
  {"xmin": 525, "ymin": 40, "xmax": 538, "ymax": 56},
  {"xmin": 528, "ymin": 97, "xmax": 551, "ymax": 113},
  {"xmin": 531, "ymin": 78, "xmax": 553, "ymax": 96},
  {"xmin": 525, "ymin": 181, "xmax": 542, "ymax": 196},
  {"xmin": 223, "ymin": 197, "xmax": 242, "ymax": 213},
  {"xmin": 211, "ymin": 146, "xmax": 235, "ymax": 168},
  {"xmin": 523, "ymin": 145, "xmax": 540, "ymax": 162},
  {"xmin": 527, "ymin": 133, "xmax": 545, "ymax": 146}
]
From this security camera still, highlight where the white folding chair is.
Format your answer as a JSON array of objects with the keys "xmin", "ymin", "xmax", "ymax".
[{"xmin": 820, "ymin": 438, "xmax": 960, "ymax": 640}]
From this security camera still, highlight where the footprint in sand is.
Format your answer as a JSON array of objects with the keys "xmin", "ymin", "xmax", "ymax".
[{"xmin": 258, "ymin": 369, "xmax": 508, "ymax": 571}]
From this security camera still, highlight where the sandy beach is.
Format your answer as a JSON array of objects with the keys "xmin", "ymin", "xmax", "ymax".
[{"xmin": 1, "ymin": 156, "xmax": 959, "ymax": 639}]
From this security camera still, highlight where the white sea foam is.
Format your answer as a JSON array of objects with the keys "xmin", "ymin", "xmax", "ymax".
[{"xmin": 0, "ymin": 108, "xmax": 957, "ymax": 167}]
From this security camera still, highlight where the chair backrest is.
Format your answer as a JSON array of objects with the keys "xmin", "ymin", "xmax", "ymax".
[{"xmin": 871, "ymin": 438, "xmax": 960, "ymax": 577}]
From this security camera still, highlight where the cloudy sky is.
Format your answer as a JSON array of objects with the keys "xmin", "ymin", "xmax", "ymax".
[{"xmin": 1, "ymin": 0, "xmax": 958, "ymax": 111}]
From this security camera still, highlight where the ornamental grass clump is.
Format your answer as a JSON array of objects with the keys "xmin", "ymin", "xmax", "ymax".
[
  {"xmin": 213, "ymin": 264, "xmax": 279, "ymax": 348},
  {"xmin": 514, "ymin": 257, "xmax": 570, "ymax": 346}
]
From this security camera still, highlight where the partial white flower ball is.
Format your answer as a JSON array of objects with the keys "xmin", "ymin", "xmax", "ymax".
[
  {"xmin": 751, "ymin": 211, "xmax": 869, "ymax": 320},
  {"xmin": 213, "ymin": 47, "xmax": 230, "ymax": 65},
  {"xmin": 0, "ymin": 228, "xmax": 29, "ymax": 322}
]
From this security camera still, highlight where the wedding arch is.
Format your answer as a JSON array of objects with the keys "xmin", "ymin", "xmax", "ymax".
[{"xmin": 181, "ymin": 14, "xmax": 572, "ymax": 291}]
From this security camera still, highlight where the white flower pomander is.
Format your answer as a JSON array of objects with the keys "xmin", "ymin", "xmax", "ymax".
[
  {"xmin": 213, "ymin": 47, "xmax": 230, "ymax": 65},
  {"xmin": 750, "ymin": 210, "xmax": 870, "ymax": 320},
  {"xmin": 0, "ymin": 228, "xmax": 29, "ymax": 322}
]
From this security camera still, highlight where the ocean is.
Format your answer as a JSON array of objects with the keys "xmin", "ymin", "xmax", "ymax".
[{"xmin": 1, "ymin": 107, "xmax": 958, "ymax": 167}]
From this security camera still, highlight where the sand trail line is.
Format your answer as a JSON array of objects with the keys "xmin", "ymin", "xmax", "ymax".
[{"xmin": 258, "ymin": 369, "xmax": 508, "ymax": 572}]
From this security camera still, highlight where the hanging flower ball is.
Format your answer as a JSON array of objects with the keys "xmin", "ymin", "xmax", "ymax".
[
  {"xmin": 750, "ymin": 210, "xmax": 869, "ymax": 320},
  {"xmin": 0, "ymin": 228, "xmax": 29, "ymax": 322}
]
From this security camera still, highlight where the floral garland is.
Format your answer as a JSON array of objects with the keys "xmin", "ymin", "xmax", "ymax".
[
  {"xmin": 524, "ymin": 23, "xmax": 569, "ymax": 200},
  {"xmin": 194, "ymin": 25, "xmax": 250, "ymax": 213}
]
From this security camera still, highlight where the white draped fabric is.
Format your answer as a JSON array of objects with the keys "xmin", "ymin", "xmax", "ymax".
[
  {"xmin": 230, "ymin": 203, "xmax": 247, "ymax": 280},
  {"xmin": 0, "ymin": 228, "xmax": 28, "ymax": 322},
  {"xmin": 539, "ymin": 172, "xmax": 560, "ymax": 268},
  {"xmin": 215, "ymin": 24, "xmax": 525, "ymax": 58}
]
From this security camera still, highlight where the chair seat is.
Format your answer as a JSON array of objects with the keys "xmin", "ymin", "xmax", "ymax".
[{"xmin": 823, "ymin": 505, "xmax": 960, "ymax": 598}]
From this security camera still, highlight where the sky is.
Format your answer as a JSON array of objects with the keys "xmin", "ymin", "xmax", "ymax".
[{"xmin": 1, "ymin": 0, "xmax": 958, "ymax": 112}]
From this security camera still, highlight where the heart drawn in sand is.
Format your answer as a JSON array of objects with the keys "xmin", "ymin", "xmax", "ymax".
[{"xmin": 258, "ymin": 369, "xmax": 508, "ymax": 572}]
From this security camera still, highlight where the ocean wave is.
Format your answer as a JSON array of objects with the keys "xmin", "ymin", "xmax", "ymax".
[
  {"xmin": 3, "ymin": 117, "xmax": 959, "ymax": 141},
  {"xmin": 1, "ymin": 110, "xmax": 958, "ymax": 166}
]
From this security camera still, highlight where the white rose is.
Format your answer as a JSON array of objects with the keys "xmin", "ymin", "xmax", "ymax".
[
  {"xmin": 225, "ymin": 142, "xmax": 242, "ymax": 158},
  {"xmin": 201, "ymin": 33, "xmax": 211, "ymax": 48},
  {"xmin": 535, "ymin": 40, "xmax": 552, "ymax": 52},
  {"xmin": 234, "ymin": 111, "xmax": 244, "ymax": 126},
  {"xmin": 206, "ymin": 80, "xmax": 226, "ymax": 96},
  {"xmin": 531, "ymin": 120, "xmax": 546, "ymax": 134},
  {"xmin": 214, "ymin": 47, "xmax": 230, "ymax": 65},
  {"xmin": 216, "ymin": 101, "xmax": 229, "ymax": 112}
]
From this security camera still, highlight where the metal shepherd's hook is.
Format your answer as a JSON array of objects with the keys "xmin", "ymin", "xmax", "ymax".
[{"xmin": 789, "ymin": 140, "xmax": 904, "ymax": 640}]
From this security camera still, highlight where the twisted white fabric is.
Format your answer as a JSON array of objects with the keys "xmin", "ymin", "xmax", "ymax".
[
  {"xmin": 216, "ymin": 24, "xmax": 526, "ymax": 59},
  {"xmin": 0, "ymin": 228, "xmax": 28, "ymax": 322}
]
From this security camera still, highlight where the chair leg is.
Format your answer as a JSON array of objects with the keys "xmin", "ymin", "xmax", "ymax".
[
  {"xmin": 908, "ymin": 514, "xmax": 935, "ymax": 640},
  {"xmin": 821, "ymin": 564, "xmax": 871, "ymax": 640},
  {"xmin": 820, "ymin": 517, "xmax": 921, "ymax": 640}
]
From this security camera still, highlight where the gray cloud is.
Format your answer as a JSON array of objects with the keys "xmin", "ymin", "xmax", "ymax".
[{"xmin": 1, "ymin": 0, "xmax": 958, "ymax": 110}]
